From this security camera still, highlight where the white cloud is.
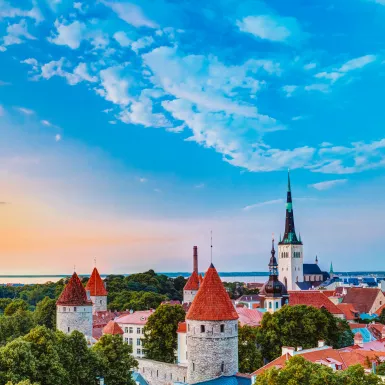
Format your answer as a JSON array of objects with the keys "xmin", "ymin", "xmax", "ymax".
[
  {"xmin": 0, "ymin": 105, "xmax": 4, "ymax": 116},
  {"xmin": 73, "ymin": 63, "xmax": 97, "ymax": 82},
  {"xmin": 0, "ymin": 80, "xmax": 11, "ymax": 86},
  {"xmin": 15, "ymin": 106, "xmax": 34, "ymax": 115},
  {"xmin": 243, "ymin": 199, "xmax": 283, "ymax": 211},
  {"xmin": 21, "ymin": 58, "xmax": 38, "ymax": 71},
  {"xmin": 292, "ymin": 116, "xmax": 305, "ymax": 121},
  {"xmin": 131, "ymin": 36, "xmax": 154, "ymax": 52},
  {"xmin": 236, "ymin": 14, "xmax": 302, "ymax": 44},
  {"xmin": 139, "ymin": 177, "xmax": 147, "ymax": 183},
  {"xmin": 41, "ymin": 120, "xmax": 52, "ymax": 126},
  {"xmin": 282, "ymin": 85, "xmax": 297, "ymax": 97},
  {"xmin": 55, "ymin": 134, "xmax": 62, "ymax": 142},
  {"xmin": 0, "ymin": 1, "xmax": 43, "ymax": 23},
  {"xmin": 108, "ymin": 120, "xmax": 117, "ymax": 124},
  {"xmin": 97, "ymin": 66, "xmax": 131, "ymax": 106},
  {"xmin": 105, "ymin": 2, "xmax": 159, "ymax": 28},
  {"xmin": 113, "ymin": 31, "xmax": 131, "ymax": 47},
  {"xmin": 48, "ymin": 20, "xmax": 86, "ymax": 49},
  {"xmin": 304, "ymin": 83, "xmax": 330, "ymax": 93},
  {"xmin": 304, "ymin": 62, "xmax": 317, "ymax": 70},
  {"xmin": 2, "ymin": 19, "xmax": 36, "ymax": 47},
  {"xmin": 310, "ymin": 179, "xmax": 347, "ymax": 190},
  {"xmin": 195, "ymin": 183, "xmax": 205, "ymax": 189}
]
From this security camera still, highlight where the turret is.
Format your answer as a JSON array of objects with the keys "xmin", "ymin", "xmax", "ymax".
[
  {"xmin": 56, "ymin": 272, "xmax": 93, "ymax": 341},
  {"xmin": 186, "ymin": 263, "xmax": 238, "ymax": 384},
  {"xmin": 85, "ymin": 267, "xmax": 108, "ymax": 314},
  {"xmin": 183, "ymin": 246, "xmax": 200, "ymax": 304}
]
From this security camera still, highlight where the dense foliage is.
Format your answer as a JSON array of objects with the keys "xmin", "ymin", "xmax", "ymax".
[
  {"xmin": 238, "ymin": 324, "xmax": 263, "ymax": 373},
  {"xmin": 255, "ymin": 355, "xmax": 381, "ymax": 385},
  {"xmin": 105, "ymin": 270, "xmax": 185, "ymax": 311},
  {"xmin": 222, "ymin": 282, "xmax": 259, "ymax": 299},
  {"xmin": 257, "ymin": 305, "xmax": 353, "ymax": 362},
  {"xmin": 0, "ymin": 326, "xmax": 137, "ymax": 385},
  {"xmin": 143, "ymin": 304, "xmax": 186, "ymax": 363}
]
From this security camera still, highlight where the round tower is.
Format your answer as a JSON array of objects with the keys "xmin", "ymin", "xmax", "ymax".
[
  {"xmin": 85, "ymin": 267, "xmax": 108, "ymax": 314},
  {"xmin": 186, "ymin": 263, "xmax": 239, "ymax": 384},
  {"xmin": 183, "ymin": 246, "xmax": 200, "ymax": 304},
  {"xmin": 56, "ymin": 272, "xmax": 93, "ymax": 340}
]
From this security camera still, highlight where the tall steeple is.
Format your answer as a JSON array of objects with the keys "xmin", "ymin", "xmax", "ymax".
[
  {"xmin": 330, "ymin": 261, "xmax": 334, "ymax": 275},
  {"xmin": 269, "ymin": 236, "xmax": 278, "ymax": 277},
  {"xmin": 279, "ymin": 170, "xmax": 301, "ymax": 245}
]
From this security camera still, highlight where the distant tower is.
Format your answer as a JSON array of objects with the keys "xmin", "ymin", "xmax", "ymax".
[
  {"xmin": 85, "ymin": 267, "xmax": 108, "ymax": 314},
  {"xmin": 278, "ymin": 171, "xmax": 304, "ymax": 291},
  {"xmin": 315, "ymin": 255, "xmax": 318, "ymax": 264},
  {"xmin": 260, "ymin": 237, "xmax": 288, "ymax": 313},
  {"xmin": 56, "ymin": 272, "xmax": 93, "ymax": 340},
  {"xmin": 183, "ymin": 246, "xmax": 200, "ymax": 304},
  {"xmin": 186, "ymin": 263, "xmax": 239, "ymax": 384},
  {"xmin": 330, "ymin": 262, "xmax": 334, "ymax": 279}
]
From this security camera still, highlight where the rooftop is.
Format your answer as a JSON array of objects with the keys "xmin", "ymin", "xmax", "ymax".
[
  {"xmin": 85, "ymin": 267, "xmax": 108, "ymax": 296},
  {"xmin": 103, "ymin": 320, "xmax": 124, "ymax": 335},
  {"xmin": 184, "ymin": 270, "xmax": 200, "ymax": 291},
  {"xmin": 116, "ymin": 309, "xmax": 155, "ymax": 325},
  {"xmin": 288, "ymin": 291, "xmax": 344, "ymax": 315},
  {"xmin": 56, "ymin": 272, "xmax": 92, "ymax": 306},
  {"xmin": 342, "ymin": 287, "xmax": 382, "ymax": 314},
  {"xmin": 236, "ymin": 307, "xmax": 263, "ymax": 327}
]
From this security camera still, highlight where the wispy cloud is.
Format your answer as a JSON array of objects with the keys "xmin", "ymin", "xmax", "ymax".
[
  {"xmin": 139, "ymin": 178, "xmax": 147, "ymax": 183},
  {"xmin": 55, "ymin": 134, "xmax": 62, "ymax": 142},
  {"xmin": 0, "ymin": 80, "xmax": 11, "ymax": 86},
  {"xmin": 0, "ymin": 105, "xmax": 4, "ymax": 116},
  {"xmin": 243, "ymin": 199, "xmax": 283, "ymax": 211},
  {"xmin": 195, "ymin": 183, "xmax": 205, "ymax": 189},
  {"xmin": 310, "ymin": 179, "xmax": 347, "ymax": 190},
  {"xmin": 15, "ymin": 106, "xmax": 35, "ymax": 115}
]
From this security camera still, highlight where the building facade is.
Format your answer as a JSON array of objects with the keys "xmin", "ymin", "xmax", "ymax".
[{"xmin": 56, "ymin": 272, "xmax": 93, "ymax": 341}]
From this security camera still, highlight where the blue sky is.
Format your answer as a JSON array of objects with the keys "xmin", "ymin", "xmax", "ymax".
[{"xmin": 1, "ymin": 0, "xmax": 385, "ymax": 274}]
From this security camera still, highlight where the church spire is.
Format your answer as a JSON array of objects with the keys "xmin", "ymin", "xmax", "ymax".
[
  {"xmin": 279, "ymin": 170, "xmax": 301, "ymax": 245},
  {"xmin": 330, "ymin": 261, "xmax": 334, "ymax": 275},
  {"xmin": 269, "ymin": 235, "xmax": 278, "ymax": 277}
]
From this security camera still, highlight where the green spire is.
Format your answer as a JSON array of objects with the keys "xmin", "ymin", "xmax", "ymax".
[
  {"xmin": 288, "ymin": 169, "xmax": 291, "ymax": 192},
  {"xmin": 279, "ymin": 233, "xmax": 282, "ymax": 242},
  {"xmin": 330, "ymin": 261, "xmax": 334, "ymax": 274},
  {"xmin": 298, "ymin": 232, "xmax": 302, "ymax": 243}
]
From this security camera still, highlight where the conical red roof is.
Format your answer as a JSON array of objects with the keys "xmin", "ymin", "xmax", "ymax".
[
  {"xmin": 57, "ymin": 272, "xmax": 92, "ymax": 306},
  {"xmin": 85, "ymin": 268, "xmax": 108, "ymax": 296},
  {"xmin": 103, "ymin": 320, "xmax": 124, "ymax": 335},
  {"xmin": 186, "ymin": 264, "xmax": 238, "ymax": 321},
  {"xmin": 184, "ymin": 270, "xmax": 200, "ymax": 290}
]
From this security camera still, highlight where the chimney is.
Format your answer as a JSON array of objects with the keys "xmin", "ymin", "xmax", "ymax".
[
  {"xmin": 354, "ymin": 332, "xmax": 364, "ymax": 348},
  {"xmin": 281, "ymin": 346, "xmax": 295, "ymax": 356},
  {"xmin": 193, "ymin": 246, "xmax": 198, "ymax": 275},
  {"xmin": 318, "ymin": 340, "xmax": 325, "ymax": 348},
  {"xmin": 297, "ymin": 346, "xmax": 302, "ymax": 351}
]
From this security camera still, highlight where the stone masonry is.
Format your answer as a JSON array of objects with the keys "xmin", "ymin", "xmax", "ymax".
[
  {"xmin": 90, "ymin": 295, "xmax": 107, "ymax": 313},
  {"xmin": 137, "ymin": 358, "xmax": 187, "ymax": 385},
  {"xmin": 57, "ymin": 305, "xmax": 93, "ymax": 338},
  {"xmin": 187, "ymin": 319, "xmax": 238, "ymax": 384}
]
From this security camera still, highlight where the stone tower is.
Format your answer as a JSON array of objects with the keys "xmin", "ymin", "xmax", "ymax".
[
  {"xmin": 278, "ymin": 171, "xmax": 304, "ymax": 291},
  {"xmin": 186, "ymin": 263, "xmax": 239, "ymax": 384},
  {"xmin": 260, "ymin": 237, "xmax": 288, "ymax": 313},
  {"xmin": 85, "ymin": 267, "xmax": 108, "ymax": 314},
  {"xmin": 183, "ymin": 246, "xmax": 200, "ymax": 304},
  {"xmin": 56, "ymin": 272, "xmax": 93, "ymax": 340}
]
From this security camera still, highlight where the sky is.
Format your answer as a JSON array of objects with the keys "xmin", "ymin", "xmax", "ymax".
[{"xmin": 1, "ymin": 0, "xmax": 385, "ymax": 274}]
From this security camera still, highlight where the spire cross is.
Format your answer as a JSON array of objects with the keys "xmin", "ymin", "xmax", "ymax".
[{"xmin": 210, "ymin": 230, "xmax": 213, "ymax": 264}]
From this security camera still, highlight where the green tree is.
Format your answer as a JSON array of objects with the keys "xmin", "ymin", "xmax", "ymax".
[
  {"xmin": 4, "ymin": 300, "xmax": 29, "ymax": 316},
  {"xmin": 336, "ymin": 364, "xmax": 381, "ymax": 384},
  {"xmin": 238, "ymin": 324, "xmax": 263, "ymax": 373},
  {"xmin": 92, "ymin": 334, "xmax": 137, "ymax": 385},
  {"xmin": 143, "ymin": 304, "xmax": 185, "ymax": 363},
  {"xmin": 257, "ymin": 305, "xmax": 353, "ymax": 362},
  {"xmin": 6, "ymin": 380, "xmax": 39, "ymax": 385},
  {"xmin": 34, "ymin": 297, "xmax": 56, "ymax": 329},
  {"xmin": 0, "ymin": 299, "xmax": 12, "ymax": 313},
  {"xmin": 0, "ymin": 310, "xmax": 35, "ymax": 346},
  {"xmin": 378, "ymin": 308, "xmax": 385, "ymax": 324},
  {"xmin": 57, "ymin": 330, "xmax": 98, "ymax": 385}
]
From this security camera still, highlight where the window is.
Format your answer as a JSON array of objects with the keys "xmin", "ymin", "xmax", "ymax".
[
  {"xmin": 100, "ymin": 300, "xmax": 102, "ymax": 304},
  {"xmin": 68, "ymin": 327, "xmax": 70, "ymax": 332},
  {"xmin": 276, "ymin": 302, "xmax": 279, "ymax": 309},
  {"xmin": 220, "ymin": 324, "xmax": 225, "ymax": 333},
  {"xmin": 142, "ymin": 328, "xmax": 144, "ymax": 334},
  {"xmin": 235, "ymin": 324, "xmax": 237, "ymax": 331},
  {"xmin": 157, "ymin": 370, "xmax": 159, "ymax": 377},
  {"xmin": 129, "ymin": 327, "xmax": 133, "ymax": 333},
  {"xmin": 221, "ymin": 362, "xmax": 224, "ymax": 372},
  {"xmin": 269, "ymin": 302, "xmax": 272, "ymax": 309},
  {"xmin": 137, "ymin": 327, "xmax": 141, "ymax": 334},
  {"xmin": 186, "ymin": 352, "xmax": 188, "ymax": 359},
  {"xmin": 129, "ymin": 338, "xmax": 133, "ymax": 345},
  {"xmin": 137, "ymin": 338, "xmax": 141, "ymax": 345},
  {"xmin": 201, "ymin": 325, "xmax": 205, "ymax": 333},
  {"xmin": 74, "ymin": 307, "xmax": 77, "ymax": 312},
  {"xmin": 137, "ymin": 349, "xmax": 141, "ymax": 355},
  {"xmin": 188, "ymin": 324, "xmax": 190, "ymax": 332},
  {"xmin": 125, "ymin": 327, "xmax": 128, "ymax": 333},
  {"xmin": 63, "ymin": 307, "xmax": 66, "ymax": 312},
  {"xmin": 125, "ymin": 337, "xmax": 128, "ymax": 343},
  {"xmin": 193, "ymin": 363, "xmax": 195, "ymax": 371}
]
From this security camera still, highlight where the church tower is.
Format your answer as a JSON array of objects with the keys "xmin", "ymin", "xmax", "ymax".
[
  {"xmin": 186, "ymin": 263, "xmax": 238, "ymax": 384},
  {"xmin": 56, "ymin": 272, "xmax": 93, "ymax": 341},
  {"xmin": 278, "ymin": 172, "xmax": 304, "ymax": 291},
  {"xmin": 260, "ymin": 237, "xmax": 288, "ymax": 313},
  {"xmin": 85, "ymin": 267, "xmax": 108, "ymax": 314}
]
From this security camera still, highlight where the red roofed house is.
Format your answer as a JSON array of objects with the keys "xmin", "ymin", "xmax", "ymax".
[
  {"xmin": 56, "ymin": 272, "xmax": 93, "ymax": 342},
  {"xmin": 341, "ymin": 287, "xmax": 385, "ymax": 315},
  {"xmin": 103, "ymin": 320, "xmax": 124, "ymax": 336},
  {"xmin": 336, "ymin": 303, "xmax": 359, "ymax": 322},
  {"xmin": 289, "ymin": 291, "xmax": 345, "ymax": 319},
  {"xmin": 85, "ymin": 267, "xmax": 108, "ymax": 314},
  {"xmin": 183, "ymin": 246, "xmax": 201, "ymax": 304},
  {"xmin": 186, "ymin": 263, "xmax": 239, "ymax": 384},
  {"xmin": 252, "ymin": 342, "xmax": 385, "ymax": 380}
]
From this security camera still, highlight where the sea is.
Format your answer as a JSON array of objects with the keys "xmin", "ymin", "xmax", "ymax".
[{"xmin": 1, "ymin": 271, "xmax": 385, "ymax": 286}]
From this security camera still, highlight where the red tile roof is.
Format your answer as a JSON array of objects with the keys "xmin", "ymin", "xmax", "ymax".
[
  {"xmin": 186, "ymin": 263, "xmax": 238, "ymax": 321},
  {"xmin": 376, "ymin": 303, "xmax": 385, "ymax": 316},
  {"xmin": 236, "ymin": 307, "xmax": 263, "ymax": 327},
  {"xmin": 336, "ymin": 303, "xmax": 359, "ymax": 321},
  {"xmin": 85, "ymin": 268, "xmax": 108, "ymax": 296},
  {"xmin": 320, "ymin": 290, "xmax": 335, "ymax": 297},
  {"xmin": 288, "ymin": 291, "xmax": 344, "ymax": 315},
  {"xmin": 57, "ymin": 272, "xmax": 92, "ymax": 306},
  {"xmin": 341, "ymin": 287, "xmax": 382, "ymax": 314},
  {"xmin": 103, "ymin": 320, "xmax": 124, "ymax": 335},
  {"xmin": 348, "ymin": 323, "xmax": 368, "ymax": 330},
  {"xmin": 116, "ymin": 309, "xmax": 155, "ymax": 325},
  {"xmin": 177, "ymin": 321, "xmax": 187, "ymax": 333},
  {"xmin": 184, "ymin": 271, "xmax": 200, "ymax": 291}
]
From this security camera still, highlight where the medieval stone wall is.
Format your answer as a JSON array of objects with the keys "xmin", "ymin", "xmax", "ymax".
[
  {"xmin": 183, "ymin": 290, "xmax": 197, "ymax": 304},
  {"xmin": 137, "ymin": 358, "xmax": 187, "ymax": 385},
  {"xmin": 56, "ymin": 305, "xmax": 93, "ymax": 338},
  {"xmin": 187, "ymin": 319, "xmax": 238, "ymax": 384},
  {"xmin": 90, "ymin": 295, "xmax": 107, "ymax": 313}
]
